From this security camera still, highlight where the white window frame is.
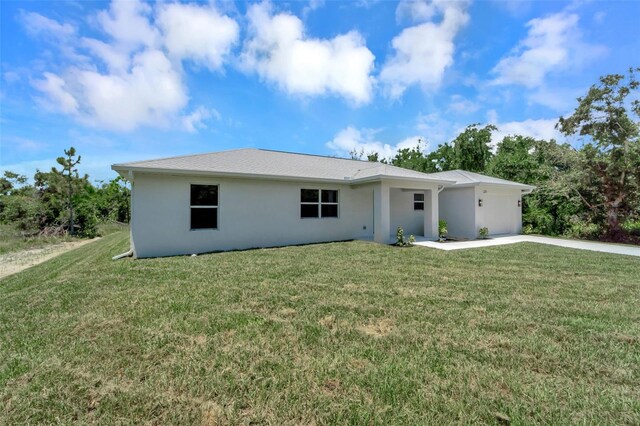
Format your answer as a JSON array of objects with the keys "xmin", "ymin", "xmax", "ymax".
[
  {"xmin": 190, "ymin": 184, "xmax": 219, "ymax": 230},
  {"xmin": 300, "ymin": 189, "xmax": 339, "ymax": 219}
]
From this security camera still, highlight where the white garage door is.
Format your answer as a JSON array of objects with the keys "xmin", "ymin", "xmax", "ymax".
[{"xmin": 483, "ymin": 194, "xmax": 517, "ymax": 235}]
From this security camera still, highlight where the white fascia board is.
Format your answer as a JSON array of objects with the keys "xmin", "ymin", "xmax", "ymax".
[
  {"xmin": 110, "ymin": 165, "xmax": 458, "ymax": 187},
  {"xmin": 111, "ymin": 165, "xmax": 363, "ymax": 185}
]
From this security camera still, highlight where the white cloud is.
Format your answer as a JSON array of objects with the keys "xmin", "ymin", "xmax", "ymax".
[
  {"xmin": 487, "ymin": 109, "xmax": 562, "ymax": 146},
  {"xmin": 32, "ymin": 72, "xmax": 79, "ymax": 114},
  {"xmin": 240, "ymin": 2, "xmax": 375, "ymax": 105},
  {"xmin": 380, "ymin": 1, "xmax": 469, "ymax": 98},
  {"xmin": 182, "ymin": 106, "xmax": 221, "ymax": 133},
  {"xmin": 528, "ymin": 86, "xmax": 582, "ymax": 111},
  {"xmin": 416, "ymin": 112, "xmax": 461, "ymax": 145},
  {"xmin": 326, "ymin": 126, "xmax": 424, "ymax": 159},
  {"xmin": 19, "ymin": 10, "xmax": 75, "ymax": 39},
  {"xmin": 97, "ymin": 0, "xmax": 159, "ymax": 49},
  {"xmin": 448, "ymin": 94, "xmax": 479, "ymax": 114},
  {"xmin": 492, "ymin": 12, "xmax": 606, "ymax": 88},
  {"xmin": 303, "ymin": 0, "xmax": 325, "ymax": 17},
  {"xmin": 24, "ymin": 0, "xmax": 238, "ymax": 132},
  {"xmin": 157, "ymin": 2, "xmax": 239, "ymax": 70}
]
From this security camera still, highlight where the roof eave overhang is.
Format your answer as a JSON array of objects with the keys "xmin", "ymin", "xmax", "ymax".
[
  {"xmin": 111, "ymin": 165, "xmax": 458, "ymax": 186},
  {"xmin": 349, "ymin": 174, "xmax": 456, "ymax": 186},
  {"xmin": 450, "ymin": 182, "xmax": 535, "ymax": 191}
]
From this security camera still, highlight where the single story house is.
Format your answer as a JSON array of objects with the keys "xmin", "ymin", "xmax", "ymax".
[{"xmin": 112, "ymin": 149, "xmax": 534, "ymax": 258}]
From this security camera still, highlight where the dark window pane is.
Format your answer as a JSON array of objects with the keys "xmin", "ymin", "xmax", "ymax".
[
  {"xmin": 321, "ymin": 204, "xmax": 338, "ymax": 217},
  {"xmin": 322, "ymin": 190, "xmax": 338, "ymax": 203},
  {"xmin": 301, "ymin": 204, "xmax": 319, "ymax": 218},
  {"xmin": 191, "ymin": 208, "xmax": 218, "ymax": 229},
  {"xmin": 301, "ymin": 189, "xmax": 319, "ymax": 203},
  {"xmin": 414, "ymin": 202, "xmax": 424, "ymax": 211},
  {"xmin": 414, "ymin": 193, "xmax": 424, "ymax": 202},
  {"xmin": 191, "ymin": 185, "xmax": 218, "ymax": 206}
]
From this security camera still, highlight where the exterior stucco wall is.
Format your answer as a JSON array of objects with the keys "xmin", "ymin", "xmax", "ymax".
[
  {"xmin": 475, "ymin": 185, "xmax": 523, "ymax": 236},
  {"xmin": 390, "ymin": 188, "xmax": 424, "ymax": 237},
  {"xmin": 438, "ymin": 187, "xmax": 477, "ymax": 240},
  {"xmin": 131, "ymin": 173, "xmax": 375, "ymax": 258}
]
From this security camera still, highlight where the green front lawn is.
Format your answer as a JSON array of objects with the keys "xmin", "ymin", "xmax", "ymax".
[{"xmin": 1, "ymin": 232, "xmax": 639, "ymax": 424}]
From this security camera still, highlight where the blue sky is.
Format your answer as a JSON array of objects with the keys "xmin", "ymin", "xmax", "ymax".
[{"xmin": 1, "ymin": 0, "xmax": 639, "ymax": 182}]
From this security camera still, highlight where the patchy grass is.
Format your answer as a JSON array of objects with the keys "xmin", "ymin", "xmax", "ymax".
[
  {"xmin": 1, "ymin": 231, "xmax": 639, "ymax": 424},
  {"xmin": 0, "ymin": 222, "xmax": 126, "ymax": 255}
]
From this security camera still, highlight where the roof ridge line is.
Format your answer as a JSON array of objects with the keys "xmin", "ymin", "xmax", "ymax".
[
  {"xmin": 115, "ymin": 148, "xmax": 256, "ymax": 166},
  {"xmin": 257, "ymin": 148, "xmax": 375, "ymax": 164}
]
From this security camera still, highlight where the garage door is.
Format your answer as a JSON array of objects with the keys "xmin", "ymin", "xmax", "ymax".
[{"xmin": 483, "ymin": 194, "xmax": 517, "ymax": 235}]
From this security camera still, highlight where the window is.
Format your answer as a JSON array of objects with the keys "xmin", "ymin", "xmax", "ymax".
[
  {"xmin": 301, "ymin": 189, "xmax": 338, "ymax": 218},
  {"xmin": 190, "ymin": 184, "xmax": 218, "ymax": 229},
  {"xmin": 414, "ymin": 193, "xmax": 424, "ymax": 211}
]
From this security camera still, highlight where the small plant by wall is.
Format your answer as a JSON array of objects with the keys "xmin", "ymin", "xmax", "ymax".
[
  {"xmin": 479, "ymin": 227, "xmax": 489, "ymax": 239},
  {"xmin": 395, "ymin": 226, "xmax": 415, "ymax": 247},
  {"xmin": 438, "ymin": 220, "xmax": 448, "ymax": 242}
]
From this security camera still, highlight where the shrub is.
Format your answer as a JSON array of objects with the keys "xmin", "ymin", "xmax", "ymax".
[
  {"xmin": 564, "ymin": 220, "xmax": 601, "ymax": 240},
  {"xmin": 438, "ymin": 220, "xmax": 448, "ymax": 241},
  {"xmin": 74, "ymin": 198, "xmax": 98, "ymax": 238},
  {"xmin": 479, "ymin": 227, "xmax": 489, "ymax": 239},
  {"xmin": 395, "ymin": 226, "xmax": 415, "ymax": 247},
  {"xmin": 621, "ymin": 220, "xmax": 640, "ymax": 236}
]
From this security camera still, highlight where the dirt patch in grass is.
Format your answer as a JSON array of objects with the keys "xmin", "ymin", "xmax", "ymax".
[
  {"xmin": 0, "ymin": 238, "xmax": 100, "ymax": 280},
  {"xmin": 357, "ymin": 318, "xmax": 394, "ymax": 338}
]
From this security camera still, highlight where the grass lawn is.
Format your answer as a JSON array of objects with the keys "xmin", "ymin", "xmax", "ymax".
[
  {"xmin": 1, "ymin": 231, "xmax": 639, "ymax": 424},
  {"xmin": 0, "ymin": 222, "xmax": 127, "ymax": 255}
]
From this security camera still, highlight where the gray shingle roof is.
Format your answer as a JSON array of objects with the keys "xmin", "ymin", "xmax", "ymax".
[
  {"xmin": 112, "ymin": 148, "xmax": 455, "ymax": 184},
  {"xmin": 426, "ymin": 169, "xmax": 535, "ymax": 189}
]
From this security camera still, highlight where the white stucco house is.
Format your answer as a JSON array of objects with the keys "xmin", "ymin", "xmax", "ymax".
[{"xmin": 112, "ymin": 149, "xmax": 534, "ymax": 258}]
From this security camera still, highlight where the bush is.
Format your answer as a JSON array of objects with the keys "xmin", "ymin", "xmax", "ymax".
[
  {"xmin": 395, "ymin": 227, "xmax": 415, "ymax": 247},
  {"xmin": 522, "ymin": 224, "xmax": 535, "ymax": 235},
  {"xmin": 621, "ymin": 220, "xmax": 640, "ymax": 236},
  {"xmin": 438, "ymin": 220, "xmax": 448, "ymax": 241},
  {"xmin": 74, "ymin": 199, "xmax": 98, "ymax": 238},
  {"xmin": 479, "ymin": 227, "xmax": 489, "ymax": 239},
  {"xmin": 564, "ymin": 220, "xmax": 601, "ymax": 240}
]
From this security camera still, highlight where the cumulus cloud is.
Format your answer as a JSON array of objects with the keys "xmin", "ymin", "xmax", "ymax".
[
  {"xmin": 97, "ymin": 0, "xmax": 159, "ymax": 49},
  {"xmin": 24, "ymin": 0, "xmax": 238, "ymax": 132},
  {"xmin": 486, "ymin": 109, "xmax": 563, "ymax": 146},
  {"xmin": 240, "ymin": 2, "xmax": 375, "ymax": 105},
  {"xmin": 380, "ymin": 0, "xmax": 470, "ymax": 98},
  {"xmin": 32, "ymin": 72, "xmax": 79, "ymax": 114},
  {"xmin": 492, "ymin": 12, "xmax": 606, "ymax": 88},
  {"xmin": 326, "ymin": 126, "xmax": 425, "ymax": 159},
  {"xmin": 157, "ymin": 2, "xmax": 239, "ymax": 70}
]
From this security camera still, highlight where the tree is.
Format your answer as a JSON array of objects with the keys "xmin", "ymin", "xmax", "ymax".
[
  {"xmin": 488, "ymin": 135, "xmax": 541, "ymax": 183},
  {"xmin": 390, "ymin": 139, "xmax": 429, "ymax": 171},
  {"xmin": 451, "ymin": 124, "xmax": 496, "ymax": 172},
  {"xmin": 424, "ymin": 142, "xmax": 456, "ymax": 172},
  {"xmin": 55, "ymin": 147, "xmax": 82, "ymax": 235},
  {"xmin": 557, "ymin": 67, "xmax": 640, "ymax": 237}
]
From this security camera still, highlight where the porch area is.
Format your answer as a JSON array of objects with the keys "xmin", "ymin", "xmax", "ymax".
[{"xmin": 371, "ymin": 180, "xmax": 442, "ymax": 244}]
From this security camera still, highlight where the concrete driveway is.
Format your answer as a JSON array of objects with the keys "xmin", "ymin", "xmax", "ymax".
[{"xmin": 414, "ymin": 235, "xmax": 640, "ymax": 257}]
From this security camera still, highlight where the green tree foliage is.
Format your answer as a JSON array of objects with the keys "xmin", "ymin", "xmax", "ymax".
[
  {"xmin": 450, "ymin": 124, "xmax": 496, "ymax": 172},
  {"xmin": 557, "ymin": 67, "xmax": 640, "ymax": 236},
  {"xmin": 54, "ymin": 147, "xmax": 82, "ymax": 235},
  {"xmin": 0, "ymin": 148, "xmax": 130, "ymax": 238}
]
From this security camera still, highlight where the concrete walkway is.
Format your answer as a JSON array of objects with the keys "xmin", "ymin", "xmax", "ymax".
[{"xmin": 414, "ymin": 235, "xmax": 640, "ymax": 257}]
